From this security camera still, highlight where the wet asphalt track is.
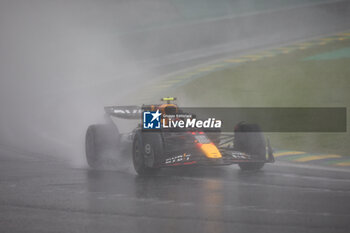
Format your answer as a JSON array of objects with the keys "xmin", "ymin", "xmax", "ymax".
[
  {"xmin": 0, "ymin": 147, "xmax": 349, "ymax": 233},
  {"xmin": 1, "ymin": 2, "xmax": 350, "ymax": 233}
]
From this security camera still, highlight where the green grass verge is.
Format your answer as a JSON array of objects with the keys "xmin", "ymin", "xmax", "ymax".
[{"xmin": 171, "ymin": 39, "xmax": 350, "ymax": 155}]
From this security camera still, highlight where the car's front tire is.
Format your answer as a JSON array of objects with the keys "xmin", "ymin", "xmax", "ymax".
[
  {"xmin": 238, "ymin": 162, "xmax": 265, "ymax": 171},
  {"xmin": 234, "ymin": 123, "xmax": 266, "ymax": 171}
]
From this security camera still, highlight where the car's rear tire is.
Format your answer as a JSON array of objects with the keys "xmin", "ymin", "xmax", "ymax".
[
  {"xmin": 234, "ymin": 123, "xmax": 266, "ymax": 171},
  {"xmin": 85, "ymin": 124, "xmax": 120, "ymax": 169},
  {"xmin": 132, "ymin": 133, "xmax": 162, "ymax": 176}
]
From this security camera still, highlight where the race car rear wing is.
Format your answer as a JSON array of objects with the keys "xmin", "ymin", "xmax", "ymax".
[{"xmin": 104, "ymin": 106, "xmax": 142, "ymax": 119}]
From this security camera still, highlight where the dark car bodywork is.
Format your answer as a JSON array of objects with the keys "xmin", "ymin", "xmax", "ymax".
[{"xmin": 102, "ymin": 103, "xmax": 274, "ymax": 171}]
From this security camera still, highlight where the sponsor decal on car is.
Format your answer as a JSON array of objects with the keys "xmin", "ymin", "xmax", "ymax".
[
  {"xmin": 165, "ymin": 153, "xmax": 192, "ymax": 164},
  {"xmin": 231, "ymin": 152, "xmax": 250, "ymax": 159}
]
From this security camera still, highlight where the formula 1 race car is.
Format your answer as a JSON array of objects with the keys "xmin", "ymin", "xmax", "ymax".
[{"xmin": 85, "ymin": 97, "xmax": 274, "ymax": 175}]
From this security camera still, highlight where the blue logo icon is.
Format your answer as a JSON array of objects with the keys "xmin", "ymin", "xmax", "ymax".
[{"xmin": 143, "ymin": 110, "xmax": 161, "ymax": 129}]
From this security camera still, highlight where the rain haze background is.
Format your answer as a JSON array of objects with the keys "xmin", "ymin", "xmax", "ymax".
[{"xmin": 0, "ymin": 0, "xmax": 347, "ymax": 166}]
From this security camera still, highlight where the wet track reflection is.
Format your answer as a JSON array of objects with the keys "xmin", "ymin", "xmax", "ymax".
[
  {"xmin": 0, "ymin": 149, "xmax": 349, "ymax": 233},
  {"xmin": 81, "ymin": 165, "xmax": 350, "ymax": 233}
]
